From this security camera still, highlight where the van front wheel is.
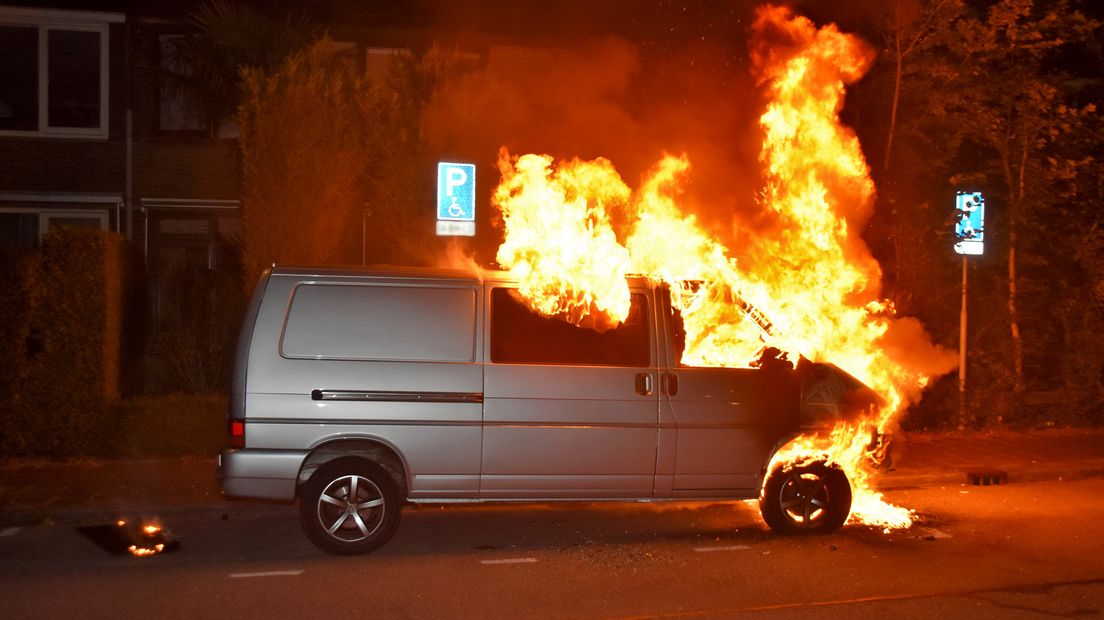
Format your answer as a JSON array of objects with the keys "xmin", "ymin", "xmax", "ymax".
[
  {"xmin": 299, "ymin": 458, "xmax": 401, "ymax": 555},
  {"xmin": 760, "ymin": 461, "xmax": 851, "ymax": 534}
]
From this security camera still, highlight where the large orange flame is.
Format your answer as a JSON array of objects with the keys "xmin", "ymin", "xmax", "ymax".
[
  {"xmin": 490, "ymin": 5, "xmax": 956, "ymax": 529},
  {"xmin": 494, "ymin": 153, "xmax": 633, "ymax": 330}
]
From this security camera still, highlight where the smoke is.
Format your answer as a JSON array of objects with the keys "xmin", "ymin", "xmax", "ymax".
[
  {"xmin": 424, "ymin": 36, "xmax": 644, "ymax": 169},
  {"xmin": 421, "ymin": 20, "xmax": 769, "ymax": 265}
]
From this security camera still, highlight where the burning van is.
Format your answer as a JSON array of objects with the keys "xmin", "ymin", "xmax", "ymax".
[{"xmin": 220, "ymin": 265, "xmax": 878, "ymax": 555}]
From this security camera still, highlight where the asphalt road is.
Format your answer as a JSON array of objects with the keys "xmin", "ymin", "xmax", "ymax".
[{"xmin": 2, "ymin": 479, "xmax": 1103, "ymax": 619}]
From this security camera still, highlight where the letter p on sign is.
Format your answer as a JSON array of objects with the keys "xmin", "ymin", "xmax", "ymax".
[{"xmin": 446, "ymin": 168, "xmax": 467, "ymax": 195}]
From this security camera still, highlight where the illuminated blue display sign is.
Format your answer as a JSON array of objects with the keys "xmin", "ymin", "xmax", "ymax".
[
  {"xmin": 954, "ymin": 191, "xmax": 985, "ymax": 256},
  {"xmin": 436, "ymin": 162, "xmax": 476, "ymax": 236}
]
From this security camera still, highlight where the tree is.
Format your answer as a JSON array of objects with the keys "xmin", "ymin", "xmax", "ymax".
[
  {"xmin": 856, "ymin": 0, "xmax": 964, "ymax": 337},
  {"xmin": 359, "ymin": 46, "xmax": 479, "ymax": 265},
  {"xmin": 879, "ymin": 0, "xmax": 962, "ymax": 173},
  {"xmin": 237, "ymin": 41, "xmax": 478, "ymax": 285},
  {"xmin": 163, "ymin": 0, "xmax": 315, "ymax": 138},
  {"xmin": 927, "ymin": 0, "xmax": 1098, "ymax": 398},
  {"xmin": 238, "ymin": 39, "xmax": 366, "ymax": 287}
]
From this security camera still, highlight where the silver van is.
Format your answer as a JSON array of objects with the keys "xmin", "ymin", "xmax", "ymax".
[{"xmin": 220, "ymin": 266, "xmax": 873, "ymax": 555}]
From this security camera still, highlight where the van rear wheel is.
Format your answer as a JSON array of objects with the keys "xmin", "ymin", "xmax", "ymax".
[
  {"xmin": 299, "ymin": 458, "xmax": 401, "ymax": 555},
  {"xmin": 760, "ymin": 461, "xmax": 851, "ymax": 534}
]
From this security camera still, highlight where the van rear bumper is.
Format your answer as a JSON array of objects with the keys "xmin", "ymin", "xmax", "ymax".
[{"xmin": 219, "ymin": 449, "xmax": 307, "ymax": 501}]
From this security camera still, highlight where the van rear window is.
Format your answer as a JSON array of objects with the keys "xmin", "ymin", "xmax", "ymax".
[
  {"xmin": 281, "ymin": 284, "xmax": 476, "ymax": 362},
  {"xmin": 490, "ymin": 288, "xmax": 650, "ymax": 367}
]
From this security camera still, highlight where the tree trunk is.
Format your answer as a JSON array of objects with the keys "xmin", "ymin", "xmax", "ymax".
[
  {"xmin": 1008, "ymin": 143, "xmax": 1029, "ymax": 396},
  {"xmin": 1008, "ymin": 222, "xmax": 1025, "ymax": 394},
  {"xmin": 882, "ymin": 7, "xmax": 904, "ymax": 173}
]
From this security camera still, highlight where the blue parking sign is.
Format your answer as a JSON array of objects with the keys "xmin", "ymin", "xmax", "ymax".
[
  {"xmin": 437, "ymin": 162, "xmax": 476, "ymax": 222},
  {"xmin": 954, "ymin": 191, "xmax": 985, "ymax": 256}
]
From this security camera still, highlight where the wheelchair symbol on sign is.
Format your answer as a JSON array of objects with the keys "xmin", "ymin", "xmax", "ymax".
[{"xmin": 447, "ymin": 196, "xmax": 464, "ymax": 218}]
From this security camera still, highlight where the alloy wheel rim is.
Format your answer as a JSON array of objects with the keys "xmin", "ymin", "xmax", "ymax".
[
  {"xmin": 316, "ymin": 474, "xmax": 386, "ymax": 542},
  {"xmin": 778, "ymin": 471, "xmax": 831, "ymax": 528}
]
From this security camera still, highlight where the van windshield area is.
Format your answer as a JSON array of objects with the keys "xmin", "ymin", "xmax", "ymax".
[{"xmin": 490, "ymin": 288, "xmax": 650, "ymax": 367}]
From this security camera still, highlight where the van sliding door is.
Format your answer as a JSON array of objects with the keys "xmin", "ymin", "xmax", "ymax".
[{"xmin": 481, "ymin": 286, "xmax": 660, "ymax": 498}]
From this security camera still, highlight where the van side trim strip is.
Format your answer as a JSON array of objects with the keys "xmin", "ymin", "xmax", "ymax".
[{"xmin": 311, "ymin": 389, "xmax": 484, "ymax": 404}]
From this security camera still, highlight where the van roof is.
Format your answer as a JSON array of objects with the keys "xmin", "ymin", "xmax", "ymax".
[
  {"xmin": 271, "ymin": 264, "xmax": 502, "ymax": 281},
  {"xmin": 269, "ymin": 264, "xmax": 657, "ymax": 287}
]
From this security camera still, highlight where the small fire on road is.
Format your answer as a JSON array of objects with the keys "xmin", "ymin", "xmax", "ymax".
[
  {"xmin": 119, "ymin": 520, "xmax": 171, "ymax": 557},
  {"xmin": 489, "ymin": 6, "xmax": 956, "ymax": 529},
  {"xmin": 76, "ymin": 518, "xmax": 178, "ymax": 557}
]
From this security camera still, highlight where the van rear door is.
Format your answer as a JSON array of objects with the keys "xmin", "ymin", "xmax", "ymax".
[{"xmin": 249, "ymin": 276, "xmax": 484, "ymax": 498}]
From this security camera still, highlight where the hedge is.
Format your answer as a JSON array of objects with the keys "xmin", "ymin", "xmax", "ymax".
[
  {"xmin": 0, "ymin": 228, "xmax": 236, "ymax": 460},
  {"xmin": 0, "ymin": 228, "xmax": 124, "ymax": 458}
]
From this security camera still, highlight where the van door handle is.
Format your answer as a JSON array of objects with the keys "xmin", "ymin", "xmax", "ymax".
[
  {"xmin": 635, "ymin": 373, "xmax": 653, "ymax": 396},
  {"xmin": 663, "ymin": 373, "xmax": 679, "ymax": 396}
]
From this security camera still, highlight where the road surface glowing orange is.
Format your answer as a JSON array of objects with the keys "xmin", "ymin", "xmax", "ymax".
[{"xmin": 491, "ymin": 5, "xmax": 955, "ymax": 529}]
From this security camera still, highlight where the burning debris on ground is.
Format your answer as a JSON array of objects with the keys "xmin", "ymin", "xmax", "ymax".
[{"xmin": 75, "ymin": 518, "xmax": 179, "ymax": 558}]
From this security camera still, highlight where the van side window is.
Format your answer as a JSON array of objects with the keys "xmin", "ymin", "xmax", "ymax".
[
  {"xmin": 281, "ymin": 284, "xmax": 476, "ymax": 362},
  {"xmin": 490, "ymin": 288, "xmax": 650, "ymax": 367}
]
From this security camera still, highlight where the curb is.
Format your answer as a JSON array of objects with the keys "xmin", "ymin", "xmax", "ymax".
[
  {"xmin": 4, "ymin": 462, "xmax": 1104, "ymax": 528},
  {"xmin": 0, "ymin": 500, "xmax": 293, "ymax": 528},
  {"xmin": 877, "ymin": 461, "xmax": 1104, "ymax": 490}
]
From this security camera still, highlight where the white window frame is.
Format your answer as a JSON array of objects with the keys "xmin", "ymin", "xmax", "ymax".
[
  {"xmin": 364, "ymin": 46, "xmax": 408, "ymax": 80},
  {"xmin": 40, "ymin": 209, "xmax": 110, "ymax": 236},
  {"xmin": 0, "ymin": 7, "xmax": 123, "ymax": 139}
]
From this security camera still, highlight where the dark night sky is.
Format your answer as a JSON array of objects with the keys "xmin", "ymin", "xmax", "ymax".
[
  {"xmin": 12, "ymin": 1, "xmax": 1101, "ymax": 64},
  {"xmin": 12, "ymin": 1, "xmax": 755, "ymax": 49}
]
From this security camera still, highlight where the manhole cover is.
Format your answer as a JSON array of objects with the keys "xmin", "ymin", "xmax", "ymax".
[
  {"xmin": 76, "ymin": 519, "xmax": 179, "ymax": 557},
  {"xmin": 965, "ymin": 469, "xmax": 1008, "ymax": 486}
]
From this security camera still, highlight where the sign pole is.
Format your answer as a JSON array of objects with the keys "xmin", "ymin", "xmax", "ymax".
[
  {"xmin": 959, "ymin": 255, "xmax": 967, "ymax": 425},
  {"xmin": 953, "ymin": 190, "xmax": 985, "ymax": 427}
]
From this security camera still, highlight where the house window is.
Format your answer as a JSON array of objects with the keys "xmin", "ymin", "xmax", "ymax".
[
  {"xmin": 0, "ymin": 208, "xmax": 109, "ymax": 250},
  {"xmin": 0, "ymin": 211, "xmax": 38, "ymax": 249},
  {"xmin": 0, "ymin": 8, "xmax": 120, "ymax": 138},
  {"xmin": 157, "ymin": 34, "xmax": 205, "ymax": 133},
  {"xmin": 365, "ymin": 47, "xmax": 407, "ymax": 81},
  {"xmin": 0, "ymin": 25, "xmax": 38, "ymax": 131},
  {"xmin": 47, "ymin": 29, "xmax": 101, "ymax": 129}
]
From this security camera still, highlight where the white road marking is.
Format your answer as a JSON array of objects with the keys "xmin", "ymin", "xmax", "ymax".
[
  {"xmin": 229, "ymin": 570, "xmax": 304, "ymax": 579},
  {"xmin": 694, "ymin": 545, "xmax": 751, "ymax": 552},
  {"xmin": 918, "ymin": 527, "xmax": 953, "ymax": 540},
  {"xmin": 480, "ymin": 557, "xmax": 538, "ymax": 565},
  {"xmin": 0, "ymin": 527, "xmax": 22, "ymax": 537}
]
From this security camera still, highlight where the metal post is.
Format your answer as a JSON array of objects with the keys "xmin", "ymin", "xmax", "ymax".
[
  {"xmin": 125, "ymin": 109, "xmax": 133, "ymax": 241},
  {"xmin": 124, "ymin": 18, "xmax": 134, "ymax": 242},
  {"xmin": 958, "ymin": 255, "xmax": 968, "ymax": 424}
]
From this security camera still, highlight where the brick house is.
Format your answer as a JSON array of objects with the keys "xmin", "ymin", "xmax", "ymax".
[
  {"xmin": 1, "ymin": 2, "xmax": 555, "ymax": 271},
  {"xmin": 1, "ymin": 3, "xmax": 242, "ymax": 292},
  {"xmin": 0, "ymin": 3, "xmax": 244, "ymax": 392}
]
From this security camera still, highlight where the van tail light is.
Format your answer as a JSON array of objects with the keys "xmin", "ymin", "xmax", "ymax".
[{"xmin": 229, "ymin": 419, "xmax": 245, "ymax": 449}]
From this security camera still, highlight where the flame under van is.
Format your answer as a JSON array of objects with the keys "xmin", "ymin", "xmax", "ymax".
[{"xmin": 220, "ymin": 265, "xmax": 871, "ymax": 555}]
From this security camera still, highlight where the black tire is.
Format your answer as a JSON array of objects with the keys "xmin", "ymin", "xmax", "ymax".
[
  {"xmin": 759, "ymin": 461, "xmax": 851, "ymax": 534},
  {"xmin": 299, "ymin": 458, "xmax": 401, "ymax": 555}
]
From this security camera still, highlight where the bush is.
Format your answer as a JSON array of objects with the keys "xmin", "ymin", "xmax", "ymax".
[
  {"xmin": 0, "ymin": 228, "xmax": 125, "ymax": 458},
  {"xmin": 239, "ymin": 38, "xmax": 366, "ymax": 290},
  {"xmin": 0, "ymin": 249, "xmax": 38, "ymax": 454},
  {"xmin": 155, "ymin": 261, "xmax": 244, "ymax": 393},
  {"xmin": 0, "ymin": 250, "xmax": 35, "ymax": 429}
]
